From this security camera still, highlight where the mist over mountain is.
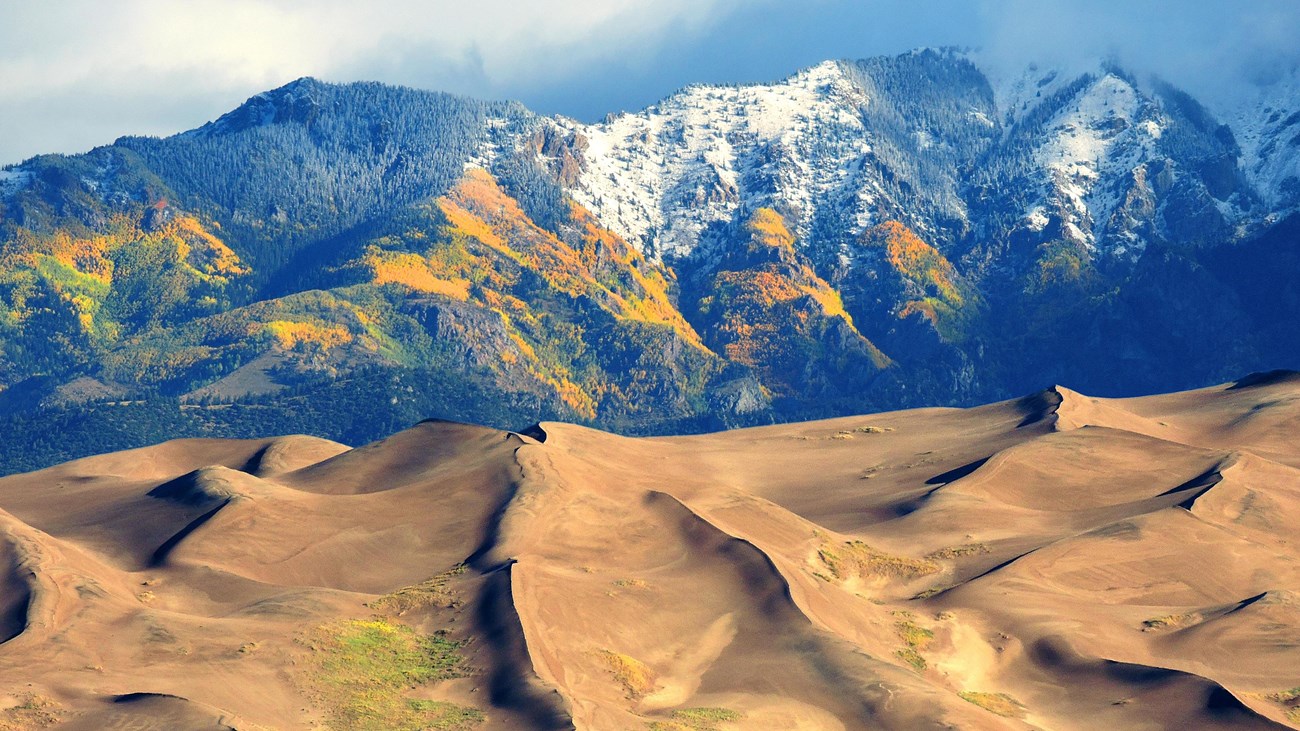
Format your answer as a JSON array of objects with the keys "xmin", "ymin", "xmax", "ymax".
[{"xmin": 0, "ymin": 48, "xmax": 1297, "ymax": 472}]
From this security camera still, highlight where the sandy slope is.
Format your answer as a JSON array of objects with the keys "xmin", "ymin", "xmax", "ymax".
[{"xmin": 2, "ymin": 373, "xmax": 1299, "ymax": 729}]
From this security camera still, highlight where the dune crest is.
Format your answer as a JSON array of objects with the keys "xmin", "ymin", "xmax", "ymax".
[{"xmin": 1, "ymin": 376, "xmax": 1299, "ymax": 729}]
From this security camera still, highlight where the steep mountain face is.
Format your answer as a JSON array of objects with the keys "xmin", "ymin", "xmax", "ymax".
[{"xmin": 0, "ymin": 49, "xmax": 1297, "ymax": 472}]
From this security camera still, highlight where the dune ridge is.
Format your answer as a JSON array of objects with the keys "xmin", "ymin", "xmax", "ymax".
[{"xmin": 1, "ymin": 374, "xmax": 1299, "ymax": 729}]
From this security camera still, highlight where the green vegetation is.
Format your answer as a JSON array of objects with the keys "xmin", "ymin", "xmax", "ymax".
[
  {"xmin": 1268, "ymin": 687, "xmax": 1300, "ymax": 703},
  {"xmin": 600, "ymin": 650, "xmax": 656, "ymax": 699},
  {"xmin": 370, "ymin": 564, "xmax": 468, "ymax": 616},
  {"xmin": 0, "ymin": 365, "xmax": 548, "ymax": 475},
  {"xmin": 692, "ymin": 208, "xmax": 890, "ymax": 405},
  {"xmin": 895, "ymin": 647, "xmax": 927, "ymax": 672},
  {"xmin": 300, "ymin": 618, "xmax": 482, "ymax": 731},
  {"xmin": 958, "ymin": 691, "xmax": 1026, "ymax": 718},
  {"xmin": 859, "ymin": 221, "xmax": 980, "ymax": 343},
  {"xmin": 1264, "ymin": 687, "xmax": 1300, "ymax": 723},
  {"xmin": 1, "ymin": 66, "xmax": 1291, "ymax": 484},
  {"xmin": 893, "ymin": 611, "xmax": 935, "ymax": 672},
  {"xmin": 648, "ymin": 707, "xmax": 743, "ymax": 730},
  {"xmin": 0, "ymin": 162, "xmax": 752, "ymax": 475},
  {"xmin": 911, "ymin": 585, "xmax": 951, "ymax": 600},
  {"xmin": 817, "ymin": 540, "xmax": 941, "ymax": 582}
]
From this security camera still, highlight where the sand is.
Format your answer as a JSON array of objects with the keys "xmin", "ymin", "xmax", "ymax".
[{"xmin": 1, "ymin": 373, "xmax": 1298, "ymax": 729}]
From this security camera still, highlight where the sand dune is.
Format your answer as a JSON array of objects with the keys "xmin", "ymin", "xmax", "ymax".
[{"xmin": 1, "ymin": 374, "xmax": 1299, "ymax": 729}]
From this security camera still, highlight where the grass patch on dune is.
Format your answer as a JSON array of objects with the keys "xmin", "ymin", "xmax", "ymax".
[
  {"xmin": 817, "ymin": 540, "xmax": 940, "ymax": 582},
  {"xmin": 407, "ymin": 700, "xmax": 487, "ymax": 729},
  {"xmin": 300, "ymin": 618, "xmax": 482, "ymax": 730},
  {"xmin": 895, "ymin": 647, "xmax": 927, "ymax": 672},
  {"xmin": 648, "ymin": 707, "xmax": 744, "ymax": 730},
  {"xmin": 1264, "ymin": 688, "xmax": 1300, "ymax": 723},
  {"xmin": 911, "ymin": 585, "xmax": 952, "ymax": 600},
  {"xmin": 369, "ymin": 564, "xmax": 468, "ymax": 616},
  {"xmin": 0, "ymin": 694, "xmax": 60, "ymax": 730},
  {"xmin": 1140, "ymin": 612, "xmax": 1199, "ymax": 632},
  {"xmin": 1270, "ymin": 688, "xmax": 1300, "ymax": 703},
  {"xmin": 958, "ymin": 691, "xmax": 1026, "ymax": 718},
  {"xmin": 925, "ymin": 543, "xmax": 991, "ymax": 560},
  {"xmin": 601, "ymin": 650, "xmax": 656, "ymax": 699},
  {"xmin": 892, "ymin": 611, "xmax": 934, "ymax": 671}
]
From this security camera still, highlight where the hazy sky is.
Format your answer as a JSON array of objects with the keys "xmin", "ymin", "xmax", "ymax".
[{"xmin": 2, "ymin": 0, "xmax": 1298, "ymax": 166}]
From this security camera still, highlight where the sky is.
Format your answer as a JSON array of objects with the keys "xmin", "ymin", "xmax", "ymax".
[{"xmin": 2, "ymin": 0, "xmax": 1299, "ymax": 166}]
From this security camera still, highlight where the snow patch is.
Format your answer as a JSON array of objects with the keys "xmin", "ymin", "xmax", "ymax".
[
  {"xmin": 1026, "ymin": 207, "xmax": 1050, "ymax": 231},
  {"xmin": 1216, "ymin": 65, "xmax": 1300, "ymax": 209},
  {"xmin": 565, "ymin": 60, "xmax": 874, "ymax": 258},
  {"xmin": 0, "ymin": 168, "xmax": 32, "ymax": 195},
  {"xmin": 1022, "ymin": 72, "xmax": 1172, "ymax": 254}
]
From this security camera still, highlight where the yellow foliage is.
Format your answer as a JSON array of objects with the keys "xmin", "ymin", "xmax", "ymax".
[
  {"xmin": 566, "ymin": 199, "xmax": 705, "ymax": 348},
  {"xmin": 710, "ymin": 267, "xmax": 889, "ymax": 376},
  {"xmin": 817, "ymin": 540, "xmax": 940, "ymax": 582},
  {"xmin": 868, "ymin": 221, "xmax": 963, "ymax": 306},
  {"xmin": 600, "ymin": 650, "xmax": 656, "ymax": 699},
  {"xmin": 264, "ymin": 320, "xmax": 353, "ymax": 351},
  {"xmin": 746, "ymin": 207, "xmax": 795, "ymax": 250},
  {"xmin": 440, "ymin": 170, "xmax": 707, "ymax": 347},
  {"xmin": 365, "ymin": 249, "xmax": 471, "ymax": 300},
  {"xmin": 171, "ymin": 215, "xmax": 249, "ymax": 279},
  {"xmin": 801, "ymin": 282, "xmax": 852, "ymax": 322},
  {"xmin": 440, "ymin": 199, "xmax": 509, "ymax": 253},
  {"xmin": 553, "ymin": 376, "xmax": 597, "ymax": 419}
]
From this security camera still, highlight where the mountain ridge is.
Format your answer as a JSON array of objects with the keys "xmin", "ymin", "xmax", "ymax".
[{"xmin": 0, "ymin": 48, "xmax": 1296, "ymax": 473}]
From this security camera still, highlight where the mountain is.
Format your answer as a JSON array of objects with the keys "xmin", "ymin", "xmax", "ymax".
[
  {"xmin": 0, "ymin": 49, "xmax": 1298, "ymax": 472},
  {"xmin": 2, "ymin": 374, "xmax": 1300, "ymax": 729}
]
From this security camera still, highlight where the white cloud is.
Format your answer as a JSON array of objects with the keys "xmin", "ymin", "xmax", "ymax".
[
  {"xmin": 2, "ymin": 0, "xmax": 1298, "ymax": 166},
  {"xmin": 0, "ymin": 0, "xmax": 745, "ymax": 164}
]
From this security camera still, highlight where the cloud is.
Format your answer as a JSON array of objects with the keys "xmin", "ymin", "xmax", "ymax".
[
  {"xmin": 972, "ymin": 0, "xmax": 1300, "ymax": 106},
  {"xmin": 2, "ymin": 0, "xmax": 1299, "ymax": 166},
  {"xmin": 0, "ymin": 0, "xmax": 747, "ymax": 164}
]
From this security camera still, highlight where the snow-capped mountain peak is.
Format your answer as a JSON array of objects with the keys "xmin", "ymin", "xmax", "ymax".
[{"xmin": 565, "ymin": 59, "xmax": 877, "ymax": 260}]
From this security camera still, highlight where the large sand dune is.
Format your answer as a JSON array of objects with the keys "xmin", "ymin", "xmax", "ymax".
[{"xmin": 2, "ymin": 373, "xmax": 1300, "ymax": 729}]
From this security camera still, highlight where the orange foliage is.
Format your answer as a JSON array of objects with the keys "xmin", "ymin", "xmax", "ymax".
[
  {"xmin": 438, "ymin": 169, "xmax": 707, "ymax": 350},
  {"xmin": 899, "ymin": 299, "xmax": 939, "ymax": 325},
  {"xmin": 439, "ymin": 201, "xmax": 509, "ymax": 253},
  {"xmin": 440, "ymin": 169, "xmax": 595, "ymax": 298},
  {"xmin": 717, "ymin": 269, "xmax": 804, "ymax": 305}
]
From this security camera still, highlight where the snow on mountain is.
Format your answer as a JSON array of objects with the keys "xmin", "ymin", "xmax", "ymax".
[
  {"xmin": 0, "ymin": 167, "xmax": 32, "ymax": 196},
  {"xmin": 563, "ymin": 60, "xmax": 874, "ymax": 260},
  {"xmin": 1022, "ymin": 72, "xmax": 1168, "ymax": 257},
  {"xmin": 1217, "ymin": 65, "xmax": 1300, "ymax": 212},
  {"xmin": 502, "ymin": 50, "xmax": 1293, "ymax": 280}
]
